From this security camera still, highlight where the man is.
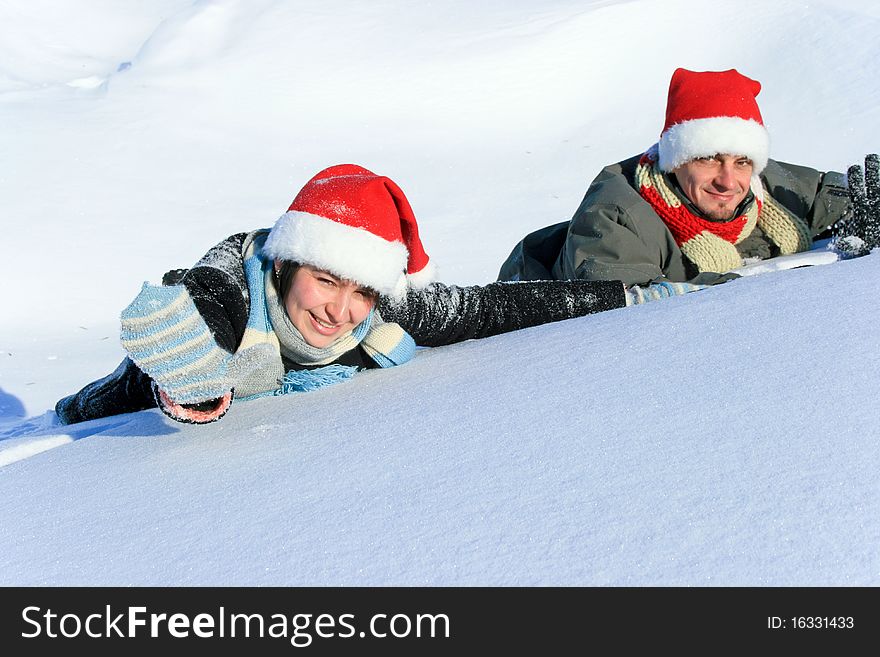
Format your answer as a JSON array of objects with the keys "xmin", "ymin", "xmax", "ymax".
[{"xmin": 498, "ymin": 68, "xmax": 853, "ymax": 286}]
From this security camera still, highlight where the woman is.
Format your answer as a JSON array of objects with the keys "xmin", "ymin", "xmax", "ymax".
[{"xmin": 56, "ymin": 164, "xmax": 700, "ymax": 425}]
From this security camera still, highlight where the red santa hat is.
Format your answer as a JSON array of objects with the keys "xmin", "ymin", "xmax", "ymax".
[
  {"xmin": 263, "ymin": 164, "xmax": 436, "ymax": 299},
  {"xmin": 657, "ymin": 68, "xmax": 770, "ymax": 174}
]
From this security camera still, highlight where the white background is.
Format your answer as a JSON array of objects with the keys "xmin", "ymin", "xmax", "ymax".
[{"xmin": 1, "ymin": 0, "xmax": 878, "ymax": 585}]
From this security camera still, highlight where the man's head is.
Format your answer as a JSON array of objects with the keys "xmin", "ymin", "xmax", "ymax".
[
  {"xmin": 673, "ymin": 154, "xmax": 754, "ymax": 220},
  {"xmin": 656, "ymin": 68, "xmax": 769, "ymax": 218}
]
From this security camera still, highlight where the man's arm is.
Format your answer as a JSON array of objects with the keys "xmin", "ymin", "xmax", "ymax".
[
  {"xmin": 762, "ymin": 160, "xmax": 850, "ymax": 239},
  {"xmin": 553, "ymin": 202, "xmax": 685, "ymax": 285},
  {"xmin": 551, "ymin": 161, "xmax": 694, "ymax": 286}
]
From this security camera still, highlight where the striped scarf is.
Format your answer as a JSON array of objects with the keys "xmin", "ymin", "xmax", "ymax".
[
  {"xmin": 635, "ymin": 147, "xmax": 812, "ymax": 274},
  {"xmin": 233, "ymin": 231, "xmax": 416, "ymax": 400}
]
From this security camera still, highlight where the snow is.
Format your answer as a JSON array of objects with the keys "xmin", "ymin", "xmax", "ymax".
[{"xmin": 1, "ymin": 0, "xmax": 879, "ymax": 586}]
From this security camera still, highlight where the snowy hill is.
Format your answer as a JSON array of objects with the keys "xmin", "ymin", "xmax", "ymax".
[{"xmin": 1, "ymin": 0, "xmax": 879, "ymax": 587}]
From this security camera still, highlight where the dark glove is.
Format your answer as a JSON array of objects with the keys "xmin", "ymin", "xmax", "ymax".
[{"xmin": 837, "ymin": 153, "xmax": 880, "ymax": 257}]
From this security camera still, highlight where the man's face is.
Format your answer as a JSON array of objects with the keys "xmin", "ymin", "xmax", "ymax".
[{"xmin": 672, "ymin": 154, "xmax": 754, "ymax": 220}]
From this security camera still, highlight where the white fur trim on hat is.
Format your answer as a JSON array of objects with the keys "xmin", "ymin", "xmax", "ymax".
[
  {"xmin": 386, "ymin": 260, "xmax": 438, "ymax": 299},
  {"xmin": 658, "ymin": 117, "xmax": 770, "ymax": 174},
  {"xmin": 263, "ymin": 211, "xmax": 409, "ymax": 297}
]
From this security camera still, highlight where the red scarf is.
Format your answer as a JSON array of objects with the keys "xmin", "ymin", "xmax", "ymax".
[
  {"xmin": 636, "ymin": 151, "xmax": 758, "ymax": 249},
  {"xmin": 634, "ymin": 149, "xmax": 811, "ymax": 274}
]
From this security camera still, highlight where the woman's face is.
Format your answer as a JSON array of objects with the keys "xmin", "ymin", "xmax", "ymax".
[{"xmin": 282, "ymin": 264, "xmax": 376, "ymax": 348}]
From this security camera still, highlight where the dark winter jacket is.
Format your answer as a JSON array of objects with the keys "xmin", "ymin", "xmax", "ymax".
[
  {"xmin": 497, "ymin": 155, "xmax": 850, "ymax": 286},
  {"xmin": 56, "ymin": 232, "xmax": 626, "ymax": 424}
]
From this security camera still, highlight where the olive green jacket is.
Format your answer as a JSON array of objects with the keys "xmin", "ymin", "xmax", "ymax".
[{"xmin": 498, "ymin": 155, "xmax": 850, "ymax": 286}]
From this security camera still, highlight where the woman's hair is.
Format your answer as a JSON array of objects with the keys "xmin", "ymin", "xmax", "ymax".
[
  {"xmin": 274, "ymin": 261, "xmax": 380, "ymax": 303},
  {"xmin": 274, "ymin": 260, "xmax": 301, "ymax": 301}
]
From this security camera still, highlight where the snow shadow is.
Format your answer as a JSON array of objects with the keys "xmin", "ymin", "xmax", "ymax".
[
  {"xmin": 0, "ymin": 386, "xmax": 26, "ymax": 421},
  {"xmin": 0, "ymin": 408, "xmax": 179, "ymax": 443},
  {"xmin": 1, "ymin": 409, "xmax": 181, "ymax": 467},
  {"xmin": 64, "ymin": 410, "xmax": 180, "ymax": 440}
]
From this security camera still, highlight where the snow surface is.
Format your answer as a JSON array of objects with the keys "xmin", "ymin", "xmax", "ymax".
[{"xmin": 1, "ymin": 0, "xmax": 879, "ymax": 585}]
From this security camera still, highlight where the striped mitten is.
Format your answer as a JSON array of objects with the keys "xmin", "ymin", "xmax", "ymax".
[
  {"xmin": 120, "ymin": 283, "xmax": 234, "ymax": 423},
  {"xmin": 626, "ymin": 281, "xmax": 707, "ymax": 306}
]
